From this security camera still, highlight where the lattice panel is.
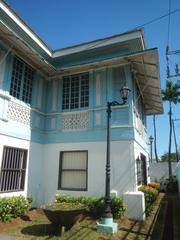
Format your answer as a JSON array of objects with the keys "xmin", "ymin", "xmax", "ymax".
[
  {"xmin": 61, "ymin": 111, "xmax": 89, "ymax": 130},
  {"xmin": 7, "ymin": 101, "xmax": 31, "ymax": 125},
  {"xmin": 136, "ymin": 115, "xmax": 147, "ymax": 141}
]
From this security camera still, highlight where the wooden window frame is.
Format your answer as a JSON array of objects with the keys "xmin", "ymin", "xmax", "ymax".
[
  {"xmin": 58, "ymin": 150, "xmax": 88, "ymax": 191},
  {"xmin": 10, "ymin": 56, "xmax": 34, "ymax": 104},
  {"xmin": 62, "ymin": 73, "xmax": 89, "ymax": 111}
]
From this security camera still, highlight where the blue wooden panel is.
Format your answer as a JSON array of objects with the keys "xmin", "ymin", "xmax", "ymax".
[
  {"xmin": 53, "ymin": 46, "xmax": 129, "ymax": 69},
  {"xmin": 0, "ymin": 60, "xmax": 147, "ymax": 149},
  {"xmin": 3, "ymin": 53, "xmax": 13, "ymax": 92},
  {"xmin": 112, "ymin": 107, "xmax": 129, "ymax": 125}
]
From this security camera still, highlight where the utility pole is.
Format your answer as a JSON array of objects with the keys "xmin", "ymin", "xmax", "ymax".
[
  {"xmin": 166, "ymin": 47, "xmax": 180, "ymax": 79},
  {"xmin": 172, "ymin": 119, "xmax": 180, "ymax": 162}
]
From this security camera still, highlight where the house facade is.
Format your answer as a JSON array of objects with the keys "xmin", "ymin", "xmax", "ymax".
[{"xmin": 0, "ymin": 1, "xmax": 163, "ymax": 219}]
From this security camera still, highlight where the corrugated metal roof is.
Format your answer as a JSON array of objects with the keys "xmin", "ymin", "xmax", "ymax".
[{"xmin": 126, "ymin": 48, "xmax": 163, "ymax": 115}]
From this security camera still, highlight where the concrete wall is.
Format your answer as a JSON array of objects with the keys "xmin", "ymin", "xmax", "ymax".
[
  {"xmin": 149, "ymin": 162, "xmax": 177, "ymax": 181},
  {"xmin": 0, "ymin": 134, "xmax": 30, "ymax": 198},
  {"xmin": 40, "ymin": 140, "xmax": 136, "ymax": 204},
  {"xmin": 134, "ymin": 141, "xmax": 150, "ymax": 188},
  {"xmin": 27, "ymin": 142, "xmax": 44, "ymax": 206}
]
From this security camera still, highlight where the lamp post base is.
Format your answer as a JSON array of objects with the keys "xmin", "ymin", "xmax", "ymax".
[{"xmin": 97, "ymin": 217, "xmax": 118, "ymax": 234}]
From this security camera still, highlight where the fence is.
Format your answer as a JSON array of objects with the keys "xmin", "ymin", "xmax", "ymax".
[{"xmin": 149, "ymin": 162, "xmax": 177, "ymax": 181}]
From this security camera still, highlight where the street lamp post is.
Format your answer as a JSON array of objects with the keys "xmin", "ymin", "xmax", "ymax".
[
  {"xmin": 97, "ymin": 86, "xmax": 130, "ymax": 234},
  {"xmin": 149, "ymin": 136, "xmax": 154, "ymax": 163}
]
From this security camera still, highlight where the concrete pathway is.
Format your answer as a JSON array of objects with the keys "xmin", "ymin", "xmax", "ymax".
[{"xmin": 0, "ymin": 236, "xmax": 19, "ymax": 240}]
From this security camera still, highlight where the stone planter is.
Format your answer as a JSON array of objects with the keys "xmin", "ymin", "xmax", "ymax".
[{"xmin": 43, "ymin": 204, "xmax": 86, "ymax": 230}]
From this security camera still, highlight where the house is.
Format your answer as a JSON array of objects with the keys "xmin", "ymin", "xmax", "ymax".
[{"xmin": 0, "ymin": 0, "xmax": 163, "ymax": 220}]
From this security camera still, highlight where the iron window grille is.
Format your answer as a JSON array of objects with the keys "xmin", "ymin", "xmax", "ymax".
[
  {"xmin": 0, "ymin": 146, "xmax": 27, "ymax": 192},
  {"xmin": 136, "ymin": 157, "xmax": 142, "ymax": 185},
  {"xmin": 58, "ymin": 151, "xmax": 88, "ymax": 191},
  {"xmin": 62, "ymin": 73, "xmax": 89, "ymax": 110},
  {"xmin": 10, "ymin": 56, "xmax": 34, "ymax": 104}
]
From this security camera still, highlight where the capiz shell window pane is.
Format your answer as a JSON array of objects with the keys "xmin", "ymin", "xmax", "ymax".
[
  {"xmin": 61, "ymin": 171, "xmax": 86, "ymax": 189},
  {"xmin": 58, "ymin": 151, "xmax": 88, "ymax": 191},
  {"xmin": 62, "ymin": 152, "xmax": 87, "ymax": 169}
]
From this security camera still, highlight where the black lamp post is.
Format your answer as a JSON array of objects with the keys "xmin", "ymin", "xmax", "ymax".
[
  {"xmin": 149, "ymin": 135, "xmax": 154, "ymax": 163},
  {"xmin": 102, "ymin": 86, "xmax": 131, "ymax": 220}
]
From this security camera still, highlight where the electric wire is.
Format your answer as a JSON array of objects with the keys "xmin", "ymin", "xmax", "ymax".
[
  {"xmin": 166, "ymin": 0, "xmax": 172, "ymax": 80},
  {"xmin": 167, "ymin": 0, "xmax": 172, "ymax": 46},
  {"xmin": 131, "ymin": 7, "xmax": 180, "ymax": 32},
  {"xmin": 0, "ymin": 2, "xmax": 177, "ymax": 157}
]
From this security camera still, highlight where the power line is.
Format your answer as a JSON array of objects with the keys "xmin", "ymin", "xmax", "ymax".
[
  {"xmin": 75, "ymin": 7, "xmax": 180, "ymax": 55},
  {"xmin": 131, "ymin": 7, "xmax": 180, "ymax": 31},
  {"xmin": 167, "ymin": 0, "xmax": 172, "ymax": 46},
  {"xmin": 166, "ymin": 0, "xmax": 172, "ymax": 79}
]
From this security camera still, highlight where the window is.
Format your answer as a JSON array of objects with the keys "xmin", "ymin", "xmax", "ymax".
[
  {"xmin": 58, "ymin": 151, "xmax": 88, "ymax": 191},
  {"xmin": 10, "ymin": 56, "xmax": 34, "ymax": 104},
  {"xmin": 136, "ymin": 154, "xmax": 147, "ymax": 185},
  {"xmin": 0, "ymin": 146, "xmax": 27, "ymax": 192},
  {"xmin": 136, "ymin": 157, "xmax": 142, "ymax": 185},
  {"xmin": 62, "ymin": 73, "xmax": 89, "ymax": 110}
]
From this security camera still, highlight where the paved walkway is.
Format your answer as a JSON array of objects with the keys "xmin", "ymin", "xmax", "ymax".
[
  {"xmin": 0, "ymin": 236, "xmax": 19, "ymax": 240},
  {"xmin": 162, "ymin": 194, "xmax": 180, "ymax": 240}
]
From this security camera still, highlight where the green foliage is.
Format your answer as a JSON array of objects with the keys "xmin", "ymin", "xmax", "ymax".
[
  {"xmin": 49, "ymin": 202, "xmax": 85, "ymax": 210},
  {"xmin": 162, "ymin": 80, "xmax": 180, "ymax": 103},
  {"xmin": 110, "ymin": 196, "xmax": 126, "ymax": 219},
  {"xmin": 161, "ymin": 152, "xmax": 180, "ymax": 162},
  {"xmin": 139, "ymin": 185, "xmax": 158, "ymax": 216},
  {"xmin": 27, "ymin": 195, "xmax": 33, "ymax": 204},
  {"xmin": 0, "ymin": 196, "xmax": 30, "ymax": 222},
  {"xmin": 55, "ymin": 194, "xmax": 126, "ymax": 219},
  {"xmin": 159, "ymin": 176, "xmax": 178, "ymax": 194}
]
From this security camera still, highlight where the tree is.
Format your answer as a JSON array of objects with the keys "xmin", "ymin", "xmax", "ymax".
[
  {"xmin": 153, "ymin": 115, "xmax": 159, "ymax": 162},
  {"xmin": 162, "ymin": 80, "xmax": 180, "ymax": 178},
  {"xmin": 161, "ymin": 152, "xmax": 180, "ymax": 162}
]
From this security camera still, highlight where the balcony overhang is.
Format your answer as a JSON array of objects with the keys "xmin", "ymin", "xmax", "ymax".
[{"xmin": 125, "ymin": 48, "xmax": 163, "ymax": 115}]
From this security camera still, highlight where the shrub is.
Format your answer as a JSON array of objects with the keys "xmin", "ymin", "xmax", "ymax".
[
  {"xmin": 55, "ymin": 194, "xmax": 126, "ymax": 219},
  {"xmin": 0, "ymin": 196, "xmax": 31, "ymax": 222},
  {"xmin": 148, "ymin": 181, "xmax": 160, "ymax": 191},
  {"xmin": 138, "ymin": 185, "xmax": 158, "ymax": 216}
]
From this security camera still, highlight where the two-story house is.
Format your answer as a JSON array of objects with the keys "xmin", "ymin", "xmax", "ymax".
[{"xmin": 0, "ymin": 1, "xmax": 163, "ymax": 220}]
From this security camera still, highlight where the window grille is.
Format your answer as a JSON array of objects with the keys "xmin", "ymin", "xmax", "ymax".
[
  {"xmin": 136, "ymin": 154, "xmax": 147, "ymax": 185},
  {"xmin": 10, "ymin": 56, "xmax": 34, "ymax": 104},
  {"xmin": 136, "ymin": 157, "xmax": 142, "ymax": 185},
  {"xmin": 62, "ymin": 73, "xmax": 89, "ymax": 110},
  {"xmin": 0, "ymin": 146, "xmax": 27, "ymax": 192},
  {"xmin": 58, "ymin": 151, "xmax": 88, "ymax": 191}
]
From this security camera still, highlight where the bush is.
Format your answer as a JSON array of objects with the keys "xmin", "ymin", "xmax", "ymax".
[
  {"xmin": 160, "ymin": 176, "xmax": 178, "ymax": 193},
  {"xmin": 148, "ymin": 181, "xmax": 160, "ymax": 191},
  {"xmin": 138, "ymin": 185, "xmax": 158, "ymax": 216},
  {"xmin": 0, "ymin": 196, "xmax": 31, "ymax": 222},
  {"xmin": 55, "ymin": 194, "xmax": 126, "ymax": 219}
]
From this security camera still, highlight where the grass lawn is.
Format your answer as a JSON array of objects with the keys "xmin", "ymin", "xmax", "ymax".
[{"xmin": 0, "ymin": 193, "xmax": 168, "ymax": 240}]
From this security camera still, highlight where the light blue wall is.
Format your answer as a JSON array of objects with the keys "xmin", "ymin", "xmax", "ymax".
[{"xmin": 0, "ymin": 47, "xmax": 147, "ymax": 147}]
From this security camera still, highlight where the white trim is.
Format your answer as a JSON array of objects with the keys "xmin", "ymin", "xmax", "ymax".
[
  {"xmin": 53, "ymin": 30, "xmax": 143, "ymax": 58},
  {"xmin": 0, "ymin": 1, "xmax": 52, "ymax": 56},
  {"xmin": 111, "ymin": 125, "xmax": 131, "ymax": 128},
  {"xmin": 0, "ymin": 92, "xmax": 11, "ymax": 100}
]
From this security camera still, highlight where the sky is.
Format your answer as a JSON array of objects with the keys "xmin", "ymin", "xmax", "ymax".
[{"xmin": 5, "ymin": 0, "xmax": 180, "ymax": 158}]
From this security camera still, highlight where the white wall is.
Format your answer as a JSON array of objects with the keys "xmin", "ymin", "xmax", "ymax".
[
  {"xmin": 0, "ymin": 134, "xmax": 30, "ymax": 198},
  {"xmin": 0, "ymin": 135, "xmax": 149, "ymax": 219},
  {"xmin": 27, "ymin": 141, "xmax": 44, "ymax": 206},
  {"xmin": 133, "ymin": 141, "xmax": 150, "ymax": 189},
  {"xmin": 149, "ymin": 162, "xmax": 177, "ymax": 181},
  {"xmin": 41, "ymin": 140, "xmax": 136, "ymax": 204}
]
